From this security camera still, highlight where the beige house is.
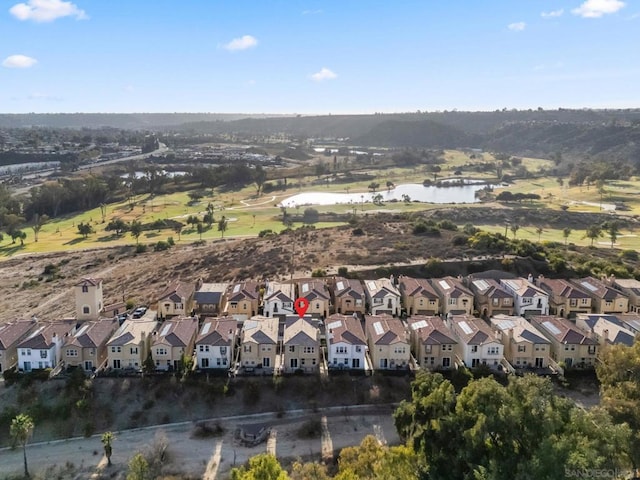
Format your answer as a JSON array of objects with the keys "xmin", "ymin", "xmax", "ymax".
[
  {"xmin": 329, "ymin": 277, "xmax": 366, "ymax": 315},
  {"xmin": 570, "ymin": 277, "xmax": 629, "ymax": 314},
  {"xmin": 194, "ymin": 282, "xmax": 229, "ymax": 316},
  {"xmin": 431, "ymin": 277, "xmax": 474, "ymax": 317},
  {"xmin": 538, "ymin": 278, "xmax": 592, "ymax": 318},
  {"xmin": 106, "ymin": 318, "xmax": 159, "ymax": 370},
  {"xmin": 156, "ymin": 280, "xmax": 195, "ymax": 319},
  {"xmin": 224, "ymin": 281, "xmax": 261, "ymax": 320},
  {"xmin": 282, "ymin": 318, "xmax": 320, "ymax": 373},
  {"xmin": 75, "ymin": 278, "xmax": 104, "ymax": 321},
  {"xmin": 608, "ymin": 277, "xmax": 640, "ymax": 313},
  {"xmin": 531, "ymin": 315, "xmax": 598, "ymax": 369},
  {"xmin": 363, "ymin": 278, "xmax": 401, "ymax": 316},
  {"xmin": 468, "ymin": 279, "xmax": 514, "ymax": 318},
  {"xmin": 364, "ymin": 314, "xmax": 410, "ymax": 370},
  {"xmin": 408, "ymin": 316, "xmax": 456, "ymax": 370},
  {"xmin": 398, "ymin": 276, "xmax": 440, "ymax": 316},
  {"xmin": 61, "ymin": 318, "xmax": 119, "ymax": 372},
  {"xmin": 240, "ymin": 316, "xmax": 279, "ymax": 373},
  {"xmin": 447, "ymin": 315, "xmax": 504, "ymax": 369},
  {"xmin": 489, "ymin": 314, "xmax": 551, "ymax": 369},
  {"xmin": 151, "ymin": 316, "xmax": 198, "ymax": 371},
  {"xmin": 297, "ymin": 279, "xmax": 331, "ymax": 318},
  {"xmin": 575, "ymin": 314, "xmax": 636, "ymax": 347},
  {"xmin": 0, "ymin": 320, "xmax": 36, "ymax": 373}
]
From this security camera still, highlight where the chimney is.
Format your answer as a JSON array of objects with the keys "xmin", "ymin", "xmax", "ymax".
[{"xmin": 527, "ymin": 274, "xmax": 533, "ymax": 283}]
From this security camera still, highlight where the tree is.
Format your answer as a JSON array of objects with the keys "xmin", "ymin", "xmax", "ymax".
[
  {"xmin": 11, "ymin": 413, "xmax": 34, "ymax": 478},
  {"xmin": 253, "ymin": 165, "xmax": 267, "ymax": 196},
  {"xmin": 101, "ymin": 431, "xmax": 114, "ymax": 466},
  {"xmin": 31, "ymin": 213, "xmax": 49, "ymax": 243},
  {"xmin": 173, "ymin": 222, "xmax": 183, "ymax": 241},
  {"xmin": 127, "ymin": 453, "xmax": 150, "ymax": 480},
  {"xmin": 510, "ymin": 224, "xmax": 520, "ymax": 239},
  {"xmin": 302, "ymin": 208, "xmax": 319, "ymax": 224},
  {"xmin": 606, "ymin": 221, "xmax": 620, "ymax": 248},
  {"xmin": 218, "ymin": 216, "xmax": 228, "ymax": 238},
  {"xmin": 401, "ymin": 194, "xmax": 411, "ymax": 204},
  {"xmin": 196, "ymin": 222, "xmax": 205, "ymax": 240},
  {"xmin": 386, "ymin": 180, "xmax": 395, "ymax": 191},
  {"xmin": 368, "ymin": 182, "xmax": 380, "ymax": 193},
  {"xmin": 230, "ymin": 453, "xmax": 289, "ymax": 480},
  {"xmin": 187, "ymin": 190, "xmax": 204, "ymax": 204},
  {"xmin": 99, "ymin": 203, "xmax": 107, "ymax": 223},
  {"xmin": 290, "ymin": 461, "xmax": 330, "ymax": 480},
  {"xmin": 373, "ymin": 194, "xmax": 384, "ymax": 206},
  {"xmin": 77, "ymin": 222, "xmax": 94, "ymax": 239},
  {"xmin": 562, "ymin": 227, "xmax": 572, "ymax": 245},
  {"xmin": 584, "ymin": 224, "xmax": 603, "ymax": 246},
  {"xmin": 11, "ymin": 230, "xmax": 27, "ymax": 246},
  {"xmin": 130, "ymin": 220, "xmax": 143, "ymax": 244},
  {"xmin": 143, "ymin": 353, "xmax": 155, "ymax": 374},
  {"xmin": 106, "ymin": 218, "xmax": 128, "ymax": 236},
  {"xmin": 535, "ymin": 226, "xmax": 544, "ymax": 241}
]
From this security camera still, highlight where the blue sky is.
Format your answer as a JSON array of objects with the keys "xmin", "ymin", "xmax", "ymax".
[{"xmin": 1, "ymin": 0, "xmax": 638, "ymax": 113}]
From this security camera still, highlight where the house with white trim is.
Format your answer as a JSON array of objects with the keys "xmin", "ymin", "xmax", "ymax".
[
  {"xmin": 196, "ymin": 316, "xmax": 237, "ymax": 369},
  {"xmin": 17, "ymin": 320, "xmax": 77, "ymax": 372},
  {"xmin": 325, "ymin": 314, "xmax": 367, "ymax": 370}
]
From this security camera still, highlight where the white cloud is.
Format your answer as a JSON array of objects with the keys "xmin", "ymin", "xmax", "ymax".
[
  {"xmin": 508, "ymin": 21, "xmax": 526, "ymax": 31},
  {"xmin": 222, "ymin": 35, "xmax": 258, "ymax": 51},
  {"xmin": 541, "ymin": 9, "xmax": 564, "ymax": 18},
  {"xmin": 2, "ymin": 54, "xmax": 38, "ymax": 68},
  {"xmin": 572, "ymin": 0, "xmax": 625, "ymax": 18},
  {"xmin": 310, "ymin": 67, "xmax": 337, "ymax": 82},
  {"xmin": 9, "ymin": 0, "xmax": 87, "ymax": 22}
]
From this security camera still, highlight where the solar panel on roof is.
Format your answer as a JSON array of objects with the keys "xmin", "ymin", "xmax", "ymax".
[
  {"xmin": 367, "ymin": 281, "xmax": 377, "ymax": 291},
  {"xmin": 160, "ymin": 324, "xmax": 171, "ymax": 337},
  {"xmin": 459, "ymin": 321, "xmax": 473, "ymax": 335},
  {"xmin": 542, "ymin": 321, "xmax": 562, "ymax": 336},
  {"xmin": 201, "ymin": 323, "xmax": 211, "ymax": 335},
  {"xmin": 302, "ymin": 283, "xmax": 309, "ymax": 293},
  {"xmin": 373, "ymin": 321, "xmax": 384, "ymax": 336},
  {"xmin": 233, "ymin": 284, "xmax": 241, "ymax": 293},
  {"xmin": 438, "ymin": 280, "xmax": 450, "ymax": 290},
  {"xmin": 474, "ymin": 279, "xmax": 490, "ymax": 291},
  {"xmin": 411, "ymin": 320, "xmax": 428, "ymax": 330},
  {"xmin": 327, "ymin": 320, "xmax": 342, "ymax": 330},
  {"xmin": 581, "ymin": 281, "xmax": 598, "ymax": 292},
  {"xmin": 494, "ymin": 319, "xmax": 516, "ymax": 330},
  {"xmin": 336, "ymin": 281, "xmax": 345, "ymax": 291},
  {"xmin": 75, "ymin": 324, "xmax": 90, "ymax": 337}
]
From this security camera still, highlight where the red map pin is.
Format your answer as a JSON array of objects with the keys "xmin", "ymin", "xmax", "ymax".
[{"xmin": 294, "ymin": 297, "xmax": 309, "ymax": 318}]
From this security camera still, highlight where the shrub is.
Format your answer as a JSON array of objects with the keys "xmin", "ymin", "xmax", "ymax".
[
  {"xmin": 413, "ymin": 222, "xmax": 440, "ymax": 235},
  {"xmin": 258, "ymin": 229, "xmax": 274, "ymax": 237},
  {"xmin": 621, "ymin": 249, "xmax": 639, "ymax": 261},
  {"xmin": 154, "ymin": 240, "xmax": 170, "ymax": 251},
  {"xmin": 311, "ymin": 268, "xmax": 326, "ymax": 278},
  {"xmin": 352, "ymin": 227, "xmax": 364, "ymax": 236},
  {"xmin": 297, "ymin": 417, "xmax": 322, "ymax": 439},
  {"xmin": 167, "ymin": 236, "xmax": 175, "ymax": 246},
  {"xmin": 452, "ymin": 235, "xmax": 469, "ymax": 246},
  {"xmin": 437, "ymin": 219, "xmax": 458, "ymax": 231},
  {"xmin": 338, "ymin": 267, "xmax": 348, "ymax": 276},
  {"xmin": 135, "ymin": 243, "xmax": 148, "ymax": 254}
]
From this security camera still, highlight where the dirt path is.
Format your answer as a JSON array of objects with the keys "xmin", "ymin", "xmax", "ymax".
[{"xmin": 0, "ymin": 407, "xmax": 400, "ymax": 479}]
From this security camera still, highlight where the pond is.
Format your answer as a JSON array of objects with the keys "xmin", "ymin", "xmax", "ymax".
[{"xmin": 278, "ymin": 182, "xmax": 493, "ymax": 207}]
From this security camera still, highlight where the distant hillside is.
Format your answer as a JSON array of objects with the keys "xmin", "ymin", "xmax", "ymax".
[{"xmin": 352, "ymin": 119, "xmax": 479, "ymax": 148}]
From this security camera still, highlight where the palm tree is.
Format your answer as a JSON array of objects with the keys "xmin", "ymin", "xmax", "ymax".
[
  {"xmin": 584, "ymin": 224, "xmax": 602, "ymax": 246},
  {"xmin": 101, "ymin": 431, "xmax": 114, "ymax": 466},
  {"xmin": 218, "ymin": 216, "xmax": 228, "ymax": 238},
  {"xmin": 196, "ymin": 222, "xmax": 204, "ymax": 241},
  {"xmin": 11, "ymin": 413, "xmax": 34, "ymax": 478},
  {"xmin": 535, "ymin": 227, "xmax": 544, "ymax": 241},
  {"xmin": 510, "ymin": 224, "xmax": 520, "ymax": 239},
  {"xmin": 562, "ymin": 227, "xmax": 572, "ymax": 245},
  {"xmin": 130, "ymin": 220, "xmax": 143, "ymax": 244}
]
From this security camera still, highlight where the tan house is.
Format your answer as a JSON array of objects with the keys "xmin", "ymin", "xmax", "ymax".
[
  {"xmin": 282, "ymin": 318, "xmax": 320, "ymax": 373},
  {"xmin": 575, "ymin": 314, "xmax": 636, "ymax": 347},
  {"xmin": 75, "ymin": 278, "xmax": 104, "ymax": 321},
  {"xmin": 61, "ymin": 318, "xmax": 119, "ymax": 372},
  {"xmin": 538, "ymin": 278, "xmax": 592, "ymax": 318},
  {"xmin": 608, "ymin": 277, "xmax": 640, "ymax": 313},
  {"xmin": 0, "ymin": 320, "xmax": 36, "ymax": 373},
  {"xmin": 489, "ymin": 314, "xmax": 551, "ymax": 369},
  {"xmin": 531, "ymin": 315, "xmax": 598, "ymax": 369},
  {"xmin": 328, "ymin": 277, "xmax": 366, "ymax": 315},
  {"xmin": 570, "ymin": 277, "xmax": 629, "ymax": 314},
  {"xmin": 194, "ymin": 282, "xmax": 229, "ymax": 316},
  {"xmin": 224, "ymin": 281, "xmax": 261, "ymax": 320},
  {"xmin": 151, "ymin": 316, "xmax": 198, "ymax": 371},
  {"xmin": 240, "ymin": 316, "xmax": 279, "ymax": 373},
  {"xmin": 431, "ymin": 277, "xmax": 474, "ymax": 317},
  {"xmin": 408, "ymin": 316, "xmax": 456, "ymax": 370},
  {"xmin": 297, "ymin": 279, "xmax": 331, "ymax": 318},
  {"xmin": 106, "ymin": 318, "xmax": 159, "ymax": 370},
  {"xmin": 446, "ymin": 315, "xmax": 504, "ymax": 369},
  {"xmin": 468, "ymin": 279, "xmax": 514, "ymax": 318},
  {"xmin": 398, "ymin": 276, "xmax": 440, "ymax": 316},
  {"xmin": 364, "ymin": 314, "xmax": 410, "ymax": 370},
  {"xmin": 156, "ymin": 280, "xmax": 195, "ymax": 319}
]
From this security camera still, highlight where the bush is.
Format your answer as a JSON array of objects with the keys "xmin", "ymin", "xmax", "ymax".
[
  {"xmin": 352, "ymin": 227, "xmax": 364, "ymax": 236},
  {"xmin": 621, "ymin": 249, "xmax": 639, "ymax": 261},
  {"xmin": 311, "ymin": 268, "xmax": 326, "ymax": 278},
  {"xmin": 167, "ymin": 236, "xmax": 175, "ymax": 246},
  {"xmin": 258, "ymin": 229, "xmax": 274, "ymax": 238},
  {"xmin": 154, "ymin": 240, "xmax": 170, "ymax": 251},
  {"xmin": 297, "ymin": 417, "xmax": 322, "ymax": 439},
  {"xmin": 452, "ymin": 234, "xmax": 469, "ymax": 246},
  {"xmin": 135, "ymin": 243, "xmax": 148, "ymax": 254},
  {"xmin": 338, "ymin": 267, "xmax": 348, "ymax": 276},
  {"xmin": 413, "ymin": 222, "xmax": 440, "ymax": 235},
  {"xmin": 437, "ymin": 219, "xmax": 458, "ymax": 231}
]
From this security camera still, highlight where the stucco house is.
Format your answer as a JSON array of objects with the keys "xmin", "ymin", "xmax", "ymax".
[
  {"xmin": 363, "ymin": 278, "xmax": 401, "ymax": 316},
  {"xmin": 296, "ymin": 279, "xmax": 331, "ymax": 318},
  {"xmin": 17, "ymin": 320, "xmax": 77, "ymax": 372},
  {"xmin": 224, "ymin": 281, "xmax": 261, "ymax": 320},
  {"xmin": 489, "ymin": 314, "xmax": 551, "ymax": 369},
  {"xmin": 0, "ymin": 320, "xmax": 36, "ymax": 373},
  {"xmin": 325, "ymin": 314, "xmax": 368, "ymax": 370},
  {"xmin": 240, "ymin": 316, "xmax": 279, "ymax": 373},
  {"xmin": 575, "ymin": 314, "xmax": 636, "ymax": 347},
  {"xmin": 75, "ymin": 278, "xmax": 104, "ymax": 321},
  {"xmin": 531, "ymin": 315, "xmax": 598, "ymax": 369},
  {"xmin": 61, "ymin": 317, "xmax": 119, "ymax": 372},
  {"xmin": 263, "ymin": 281, "xmax": 296, "ymax": 318},
  {"xmin": 500, "ymin": 278, "xmax": 549, "ymax": 317},
  {"xmin": 196, "ymin": 316, "xmax": 237, "ymax": 370},
  {"xmin": 106, "ymin": 318, "xmax": 159, "ymax": 370},
  {"xmin": 156, "ymin": 280, "xmax": 195, "ymax": 319},
  {"xmin": 408, "ymin": 316, "xmax": 456, "ymax": 370},
  {"xmin": 329, "ymin": 277, "xmax": 366, "ymax": 315},
  {"xmin": 570, "ymin": 277, "xmax": 629, "ymax": 315},
  {"xmin": 468, "ymin": 278, "xmax": 514, "ymax": 318},
  {"xmin": 282, "ymin": 317, "xmax": 320, "ymax": 373},
  {"xmin": 446, "ymin": 315, "xmax": 504, "ymax": 369},
  {"xmin": 538, "ymin": 277, "xmax": 592, "ymax": 318},
  {"xmin": 194, "ymin": 282, "xmax": 229, "ymax": 316},
  {"xmin": 431, "ymin": 277, "xmax": 474, "ymax": 317},
  {"xmin": 608, "ymin": 277, "xmax": 640, "ymax": 313},
  {"xmin": 364, "ymin": 314, "xmax": 410, "ymax": 370},
  {"xmin": 151, "ymin": 316, "xmax": 199, "ymax": 371},
  {"xmin": 398, "ymin": 276, "xmax": 440, "ymax": 316}
]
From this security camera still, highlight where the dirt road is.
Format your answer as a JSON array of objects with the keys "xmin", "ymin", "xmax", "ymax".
[{"xmin": 0, "ymin": 406, "xmax": 400, "ymax": 479}]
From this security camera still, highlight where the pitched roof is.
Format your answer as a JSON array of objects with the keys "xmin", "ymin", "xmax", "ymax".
[
  {"xmin": 572, "ymin": 277, "xmax": 624, "ymax": 301},
  {"xmin": 265, "ymin": 281, "xmax": 295, "ymax": 302},
  {"xmin": 242, "ymin": 315, "xmax": 278, "ymax": 345},
  {"xmin": 364, "ymin": 314, "xmax": 407, "ymax": 345},
  {"xmin": 63, "ymin": 318, "xmax": 118, "ymax": 348},
  {"xmin": 469, "ymin": 278, "xmax": 512, "ymax": 299},
  {"xmin": 331, "ymin": 277, "xmax": 364, "ymax": 299},
  {"xmin": 489, "ymin": 314, "xmax": 550, "ymax": 345},
  {"xmin": 500, "ymin": 278, "xmax": 547, "ymax": 298},
  {"xmin": 157, "ymin": 280, "xmax": 195, "ymax": 303},
  {"xmin": 18, "ymin": 320, "xmax": 77, "ymax": 350},
  {"xmin": 531, "ymin": 315, "xmax": 597, "ymax": 345},
  {"xmin": 283, "ymin": 318, "xmax": 318, "ymax": 347},
  {"xmin": 363, "ymin": 278, "xmax": 400, "ymax": 299},
  {"xmin": 152, "ymin": 316, "xmax": 199, "ymax": 347},
  {"xmin": 196, "ymin": 317, "xmax": 237, "ymax": 346},
  {"xmin": 325, "ymin": 314, "xmax": 367, "ymax": 346},
  {"xmin": 431, "ymin": 277, "xmax": 473, "ymax": 298},
  {"xmin": 226, "ymin": 281, "xmax": 260, "ymax": 302},
  {"xmin": 194, "ymin": 283, "xmax": 229, "ymax": 305},
  {"xmin": 0, "ymin": 320, "xmax": 37, "ymax": 350},
  {"xmin": 408, "ymin": 316, "xmax": 456, "ymax": 345},
  {"xmin": 398, "ymin": 277, "xmax": 439, "ymax": 299},
  {"xmin": 107, "ymin": 318, "xmax": 159, "ymax": 347},
  {"xmin": 449, "ymin": 315, "xmax": 500, "ymax": 346},
  {"xmin": 538, "ymin": 278, "xmax": 590, "ymax": 299},
  {"xmin": 297, "ymin": 279, "xmax": 330, "ymax": 301},
  {"xmin": 577, "ymin": 314, "xmax": 636, "ymax": 347},
  {"xmin": 76, "ymin": 278, "xmax": 102, "ymax": 287}
]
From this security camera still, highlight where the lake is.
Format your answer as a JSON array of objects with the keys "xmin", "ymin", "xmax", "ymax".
[{"xmin": 278, "ymin": 182, "xmax": 492, "ymax": 207}]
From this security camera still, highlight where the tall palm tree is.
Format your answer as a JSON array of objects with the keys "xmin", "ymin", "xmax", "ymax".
[
  {"xmin": 101, "ymin": 431, "xmax": 114, "ymax": 466},
  {"xmin": 535, "ymin": 227, "xmax": 544, "ymax": 241},
  {"xmin": 562, "ymin": 227, "xmax": 572, "ymax": 245},
  {"xmin": 510, "ymin": 224, "xmax": 520, "ymax": 239},
  {"xmin": 11, "ymin": 413, "xmax": 34, "ymax": 478}
]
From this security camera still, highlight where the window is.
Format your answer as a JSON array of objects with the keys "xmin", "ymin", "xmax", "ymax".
[
  {"xmin": 83, "ymin": 306, "xmax": 90, "ymax": 314},
  {"xmin": 82, "ymin": 285, "xmax": 88, "ymax": 293},
  {"xmin": 394, "ymin": 346, "xmax": 406, "ymax": 354},
  {"xmin": 336, "ymin": 346, "xmax": 347, "ymax": 354},
  {"xmin": 492, "ymin": 298, "xmax": 500, "ymax": 306},
  {"xmin": 355, "ymin": 346, "xmax": 362, "ymax": 352},
  {"xmin": 283, "ymin": 302, "xmax": 292, "ymax": 309},
  {"xmin": 220, "ymin": 347, "xmax": 227, "ymax": 355},
  {"xmin": 488, "ymin": 346, "xmax": 500, "ymax": 355},
  {"xmin": 263, "ymin": 357, "xmax": 270, "ymax": 367},
  {"xmin": 570, "ymin": 299, "xmax": 577, "ymax": 307},
  {"xmin": 156, "ymin": 348, "xmax": 167, "ymax": 356},
  {"xmin": 503, "ymin": 298, "xmax": 512, "ymax": 306},
  {"xmin": 289, "ymin": 345, "xmax": 295, "ymax": 353},
  {"xmin": 244, "ymin": 345, "xmax": 252, "ymax": 353},
  {"xmin": 201, "ymin": 358, "xmax": 209, "ymax": 368},
  {"xmin": 581, "ymin": 298, "xmax": 589, "ymax": 305},
  {"xmin": 443, "ymin": 345, "xmax": 453, "ymax": 351},
  {"xmin": 517, "ymin": 345, "xmax": 526, "ymax": 353},
  {"xmin": 373, "ymin": 298, "xmax": 383, "ymax": 305},
  {"xmin": 175, "ymin": 303, "xmax": 183, "ymax": 310},
  {"xmin": 425, "ymin": 345, "xmax": 432, "ymax": 354},
  {"xmin": 216, "ymin": 358, "xmax": 222, "ymax": 366},
  {"xmin": 111, "ymin": 346, "xmax": 121, "ymax": 353},
  {"xmin": 448, "ymin": 298, "xmax": 457, "ymax": 305},
  {"xmin": 303, "ymin": 346, "xmax": 315, "ymax": 354},
  {"xmin": 442, "ymin": 357, "xmax": 451, "ymax": 368},
  {"xmin": 471, "ymin": 346, "xmax": 478, "ymax": 353},
  {"xmin": 522, "ymin": 297, "xmax": 532, "ymax": 305},
  {"xmin": 316, "ymin": 303, "xmax": 320, "ymax": 309},
  {"xmin": 588, "ymin": 345, "xmax": 596, "ymax": 355},
  {"xmin": 130, "ymin": 347, "xmax": 138, "ymax": 355},
  {"xmin": 230, "ymin": 302, "xmax": 238, "ymax": 309},
  {"xmin": 356, "ymin": 299, "xmax": 363, "ymax": 306},
  {"xmin": 40, "ymin": 350, "xmax": 47, "ymax": 358},
  {"xmin": 67, "ymin": 349, "xmax": 78, "ymax": 357},
  {"xmin": 113, "ymin": 359, "xmax": 121, "ymax": 369}
]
